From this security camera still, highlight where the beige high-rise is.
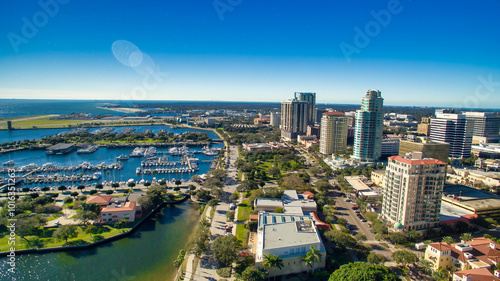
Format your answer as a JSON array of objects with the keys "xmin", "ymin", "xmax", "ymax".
[
  {"xmin": 381, "ymin": 152, "xmax": 446, "ymax": 231},
  {"xmin": 319, "ymin": 112, "xmax": 348, "ymax": 155}
]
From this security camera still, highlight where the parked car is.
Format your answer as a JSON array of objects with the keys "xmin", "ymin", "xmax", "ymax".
[{"xmin": 229, "ymin": 203, "xmax": 237, "ymax": 210}]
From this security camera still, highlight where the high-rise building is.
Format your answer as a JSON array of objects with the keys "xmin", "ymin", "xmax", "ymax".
[
  {"xmin": 430, "ymin": 113, "xmax": 473, "ymax": 158},
  {"xmin": 464, "ymin": 112, "xmax": 500, "ymax": 143},
  {"xmin": 399, "ymin": 138, "xmax": 450, "ymax": 163},
  {"xmin": 319, "ymin": 112, "xmax": 348, "ymax": 155},
  {"xmin": 353, "ymin": 89, "xmax": 384, "ymax": 162},
  {"xmin": 344, "ymin": 111, "xmax": 356, "ymax": 127},
  {"xmin": 281, "ymin": 99, "xmax": 309, "ymax": 141},
  {"xmin": 270, "ymin": 112, "xmax": 281, "ymax": 126},
  {"xmin": 381, "ymin": 152, "xmax": 446, "ymax": 231},
  {"xmin": 315, "ymin": 108, "xmax": 328, "ymax": 124},
  {"xmin": 306, "ymin": 125, "xmax": 320, "ymax": 139},
  {"xmin": 294, "ymin": 92, "xmax": 316, "ymax": 125}
]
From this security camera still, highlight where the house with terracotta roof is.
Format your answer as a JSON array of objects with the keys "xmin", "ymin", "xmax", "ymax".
[
  {"xmin": 86, "ymin": 195, "xmax": 113, "ymax": 207},
  {"xmin": 86, "ymin": 195, "xmax": 141, "ymax": 223},
  {"xmin": 453, "ymin": 268, "xmax": 500, "ymax": 281},
  {"xmin": 425, "ymin": 238, "xmax": 500, "ymax": 274},
  {"xmin": 101, "ymin": 202, "xmax": 138, "ymax": 223}
]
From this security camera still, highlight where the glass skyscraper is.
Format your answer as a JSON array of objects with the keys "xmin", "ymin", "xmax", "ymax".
[{"xmin": 353, "ymin": 89, "xmax": 384, "ymax": 162}]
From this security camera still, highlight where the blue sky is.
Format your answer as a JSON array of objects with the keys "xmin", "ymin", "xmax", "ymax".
[{"xmin": 1, "ymin": 0, "xmax": 500, "ymax": 108}]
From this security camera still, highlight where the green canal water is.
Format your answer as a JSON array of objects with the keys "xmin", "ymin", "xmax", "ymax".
[{"xmin": 0, "ymin": 201, "xmax": 200, "ymax": 281}]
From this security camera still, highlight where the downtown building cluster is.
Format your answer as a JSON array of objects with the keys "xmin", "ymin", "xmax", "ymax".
[{"xmin": 279, "ymin": 90, "xmax": 500, "ymax": 234}]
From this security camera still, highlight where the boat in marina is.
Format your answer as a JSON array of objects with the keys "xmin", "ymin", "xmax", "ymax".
[
  {"xmin": 92, "ymin": 172, "xmax": 102, "ymax": 180},
  {"xmin": 144, "ymin": 146, "xmax": 157, "ymax": 158},
  {"xmin": 130, "ymin": 147, "xmax": 146, "ymax": 157},
  {"xmin": 2, "ymin": 160, "xmax": 15, "ymax": 167},
  {"xmin": 202, "ymin": 145, "xmax": 218, "ymax": 156},
  {"xmin": 77, "ymin": 144, "xmax": 99, "ymax": 154},
  {"xmin": 168, "ymin": 145, "xmax": 188, "ymax": 156},
  {"xmin": 116, "ymin": 154, "xmax": 129, "ymax": 161}
]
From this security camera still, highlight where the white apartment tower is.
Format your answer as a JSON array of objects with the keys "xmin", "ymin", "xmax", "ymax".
[
  {"xmin": 381, "ymin": 152, "xmax": 446, "ymax": 231},
  {"xmin": 270, "ymin": 112, "xmax": 281, "ymax": 126},
  {"xmin": 319, "ymin": 112, "xmax": 348, "ymax": 155},
  {"xmin": 281, "ymin": 99, "xmax": 309, "ymax": 141},
  {"xmin": 353, "ymin": 89, "xmax": 384, "ymax": 162},
  {"xmin": 430, "ymin": 113, "xmax": 473, "ymax": 158}
]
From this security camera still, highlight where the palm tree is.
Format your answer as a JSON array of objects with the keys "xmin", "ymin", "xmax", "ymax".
[
  {"xmin": 263, "ymin": 253, "xmax": 284, "ymax": 281},
  {"xmin": 303, "ymin": 246, "xmax": 323, "ymax": 274},
  {"xmin": 441, "ymin": 236, "xmax": 455, "ymax": 244},
  {"xmin": 301, "ymin": 255, "xmax": 313, "ymax": 274},
  {"xmin": 432, "ymin": 268, "xmax": 449, "ymax": 281},
  {"xmin": 419, "ymin": 259, "xmax": 433, "ymax": 277},
  {"xmin": 460, "ymin": 233, "xmax": 473, "ymax": 242}
]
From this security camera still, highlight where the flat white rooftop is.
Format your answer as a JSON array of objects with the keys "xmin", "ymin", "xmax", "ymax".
[
  {"xmin": 263, "ymin": 220, "xmax": 321, "ymax": 250},
  {"xmin": 345, "ymin": 176, "xmax": 372, "ymax": 191}
]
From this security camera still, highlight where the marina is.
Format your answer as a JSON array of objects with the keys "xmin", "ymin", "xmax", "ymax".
[{"xmin": 0, "ymin": 125, "xmax": 223, "ymax": 190}]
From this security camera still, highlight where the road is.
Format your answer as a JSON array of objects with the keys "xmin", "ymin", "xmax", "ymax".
[
  {"xmin": 191, "ymin": 144, "xmax": 239, "ymax": 281},
  {"xmin": 333, "ymin": 195, "xmax": 375, "ymax": 241}
]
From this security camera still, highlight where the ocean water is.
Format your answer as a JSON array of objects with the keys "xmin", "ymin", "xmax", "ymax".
[{"xmin": 0, "ymin": 99, "xmax": 127, "ymax": 119}]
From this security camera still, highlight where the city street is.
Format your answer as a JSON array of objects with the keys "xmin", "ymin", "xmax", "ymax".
[
  {"xmin": 334, "ymin": 195, "xmax": 375, "ymax": 240},
  {"xmin": 190, "ymin": 144, "xmax": 240, "ymax": 281}
]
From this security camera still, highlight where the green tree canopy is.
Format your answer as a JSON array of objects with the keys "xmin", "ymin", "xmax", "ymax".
[
  {"xmin": 392, "ymin": 250, "xmax": 418, "ymax": 267},
  {"xmin": 53, "ymin": 225, "xmax": 78, "ymax": 242},
  {"xmin": 328, "ymin": 262, "xmax": 398, "ymax": 281},
  {"xmin": 212, "ymin": 235, "xmax": 241, "ymax": 267},
  {"xmin": 242, "ymin": 266, "xmax": 267, "ymax": 281},
  {"xmin": 367, "ymin": 253, "xmax": 386, "ymax": 265},
  {"xmin": 324, "ymin": 230, "xmax": 357, "ymax": 249}
]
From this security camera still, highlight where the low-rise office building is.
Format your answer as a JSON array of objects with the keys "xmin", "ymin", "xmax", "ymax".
[{"xmin": 255, "ymin": 217, "xmax": 326, "ymax": 276}]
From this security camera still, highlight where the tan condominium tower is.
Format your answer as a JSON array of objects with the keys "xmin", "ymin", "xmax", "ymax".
[
  {"xmin": 320, "ymin": 112, "xmax": 348, "ymax": 155},
  {"xmin": 381, "ymin": 152, "xmax": 446, "ymax": 231}
]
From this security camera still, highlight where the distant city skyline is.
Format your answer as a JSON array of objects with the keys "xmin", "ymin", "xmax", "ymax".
[{"xmin": 1, "ymin": 1, "xmax": 500, "ymax": 108}]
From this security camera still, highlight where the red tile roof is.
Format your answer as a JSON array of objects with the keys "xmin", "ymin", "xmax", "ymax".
[
  {"xmin": 323, "ymin": 111, "xmax": 345, "ymax": 115},
  {"xmin": 311, "ymin": 211, "xmax": 332, "ymax": 231},
  {"xmin": 454, "ymin": 268, "xmax": 500, "ymax": 281},
  {"xmin": 249, "ymin": 214, "xmax": 259, "ymax": 221},
  {"xmin": 86, "ymin": 195, "xmax": 112, "ymax": 205},
  {"xmin": 389, "ymin": 155, "xmax": 447, "ymax": 165},
  {"xmin": 102, "ymin": 202, "xmax": 137, "ymax": 213},
  {"xmin": 428, "ymin": 242, "xmax": 452, "ymax": 251},
  {"xmin": 302, "ymin": 191, "xmax": 315, "ymax": 199}
]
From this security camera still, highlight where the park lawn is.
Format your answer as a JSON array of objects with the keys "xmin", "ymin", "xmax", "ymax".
[
  {"xmin": 237, "ymin": 200, "xmax": 251, "ymax": 221},
  {"xmin": 235, "ymin": 224, "xmax": 249, "ymax": 245},
  {"xmin": 0, "ymin": 225, "xmax": 131, "ymax": 252}
]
